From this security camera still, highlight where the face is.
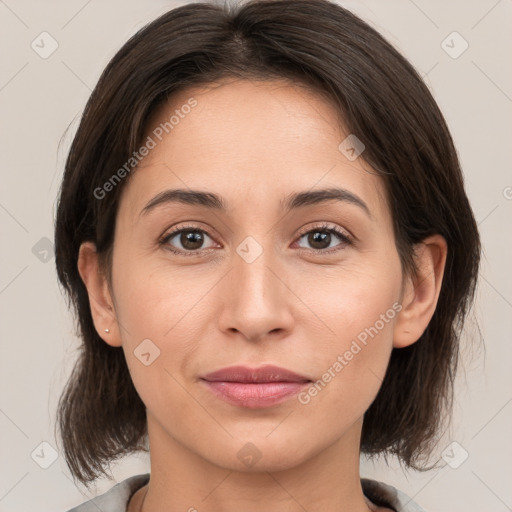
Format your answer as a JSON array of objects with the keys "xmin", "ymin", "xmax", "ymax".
[{"xmin": 106, "ymin": 78, "xmax": 407, "ymax": 471}]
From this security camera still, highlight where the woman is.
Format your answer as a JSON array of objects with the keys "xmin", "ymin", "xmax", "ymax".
[{"xmin": 55, "ymin": 0, "xmax": 481, "ymax": 511}]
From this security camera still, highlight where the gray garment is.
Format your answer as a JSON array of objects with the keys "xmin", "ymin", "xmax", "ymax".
[{"xmin": 65, "ymin": 473, "xmax": 426, "ymax": 512}]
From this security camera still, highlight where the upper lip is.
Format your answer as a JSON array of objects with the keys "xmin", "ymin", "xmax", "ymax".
[{"xmin": 201, "ymin": 365, "xmax": 311, "ymax": 383}]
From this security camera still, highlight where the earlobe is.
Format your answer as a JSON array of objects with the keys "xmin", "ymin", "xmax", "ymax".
[
  {"xmin": 77, "ymin": 241, "xmax": 122, "ymax": 347},
  {"xmin": 393, "ymin": 234, "xmax": 448, "ymax": 349}
]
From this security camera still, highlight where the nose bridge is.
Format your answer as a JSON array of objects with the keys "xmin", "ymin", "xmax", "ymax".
[
  {"xmin": 217, "ymin": 234, "xmax": 293, "ymax": 340},
  {"xmin": 233, "ymin": 235, "xmax": 279, "ymax": 307}
]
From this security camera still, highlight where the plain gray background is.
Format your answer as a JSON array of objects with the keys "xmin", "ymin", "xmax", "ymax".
[{"xmin": 0, "ymin": 1, "xmax": 511, "ymax": 511}]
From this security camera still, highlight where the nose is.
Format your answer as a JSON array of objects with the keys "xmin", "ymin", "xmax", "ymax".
[{"xmin": 217, "ymin": 245, "xmax": 295, "ymax": 343}]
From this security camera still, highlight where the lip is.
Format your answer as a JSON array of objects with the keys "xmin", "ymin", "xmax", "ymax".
[
  {"xmin": 200, "ymin": 365, "xmax": 311, "ymax": 409},
  {"xmin": 202, "ymin": 364, "xmax": 311, "ymax": 383}
]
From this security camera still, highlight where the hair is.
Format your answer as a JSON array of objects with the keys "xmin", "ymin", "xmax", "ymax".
[{"xmin": 54, "ymin": 0, "xmax": 481, "ymax": 487}]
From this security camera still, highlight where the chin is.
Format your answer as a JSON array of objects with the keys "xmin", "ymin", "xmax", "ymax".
[{"xmin": 205, "ymin": 435, "xmax": 318, "ymax": 473}]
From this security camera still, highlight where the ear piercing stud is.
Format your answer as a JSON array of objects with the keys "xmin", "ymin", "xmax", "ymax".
[{"xmin": 104, "ymin": 328, "xmax": 110, "ymax": 333}]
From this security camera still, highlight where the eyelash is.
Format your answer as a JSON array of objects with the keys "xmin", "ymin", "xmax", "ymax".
[{"xmin": 159, "ymin": 222, "xmax": 354, "ymax": 257}]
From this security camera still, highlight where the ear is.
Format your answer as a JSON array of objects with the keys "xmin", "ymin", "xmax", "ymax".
[
  {"xmin": 77, "ymin": 241, "xmax": 122, "ymax": 347},
  {"xmin": 393, "ymin": 234, "xmax": 448, "ymax": 348}
]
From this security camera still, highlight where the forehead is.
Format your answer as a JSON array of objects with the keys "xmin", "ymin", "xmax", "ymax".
[{"xmin": 120, "ymin": 78, "xmax": 388, "ymax": 220}]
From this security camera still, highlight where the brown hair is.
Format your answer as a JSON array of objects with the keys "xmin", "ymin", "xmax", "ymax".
[{"xmin": 54, "ymin": 0, "xmax": 481, "ymax": 486}]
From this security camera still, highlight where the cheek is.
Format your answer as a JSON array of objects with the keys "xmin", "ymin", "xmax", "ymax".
[
  {"xmin": 110, "ymin": 256, "xmax": 219, "ymax": 398},
  {"xmin": 112, "ymin": 250, "xmax": 215, "ymax": 341},
  {"xmin": 296, "ymin": 318, "xmax": 396, "ymax": 430},
  {"xmin": 293, "ymin": 261, "xmax": 401, "ymax": 414},
  {"xmin": 300, "ymin": 255, "xmax": 401, "ymax": 342}
]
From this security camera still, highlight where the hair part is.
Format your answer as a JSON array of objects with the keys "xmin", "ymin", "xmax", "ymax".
[{"xmin": 54, "ymin": 0, "xmax": 480, "ymax": 486}]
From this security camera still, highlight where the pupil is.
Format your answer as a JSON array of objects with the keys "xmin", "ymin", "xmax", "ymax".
[
  {"xmin": 309, "ymin": 231, "xmax": 330, "ymax": 249},
  {"xmin": 181, "ymin": 230, "xmax": 203, "ymax": 250}
]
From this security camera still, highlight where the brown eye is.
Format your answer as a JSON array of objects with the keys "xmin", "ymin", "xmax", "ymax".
[
  {"xmin": 295, "ymin": 224, "xmax": 352, "ymax": 252},
  {"xmin": 162, "ymin": 227, "xmax": 216, "ymax": 254},
  {"xmin": 178, "ymin": 230, "xmax": 205, "ymax": 250},
  {"xmin": 306, "ymin": 231, "xmax": 332, "ymax": 250}
]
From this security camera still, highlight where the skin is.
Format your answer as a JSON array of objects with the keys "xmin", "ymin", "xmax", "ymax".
[{"xmin": 78, "ymin": 78, "xmax": 447, "ymax": 512}]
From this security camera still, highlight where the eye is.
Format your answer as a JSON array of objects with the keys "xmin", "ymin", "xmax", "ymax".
[
  {"xmin": 159, "ymin": 222, "xmax": 353, "ymax": 257},
  {"xmin": 160, "ymin": 225, "xmax": 217, "ymax": 255},
  {"xmin": 294, "ymin": 223, "xmax": 353, "ymax": 253}
]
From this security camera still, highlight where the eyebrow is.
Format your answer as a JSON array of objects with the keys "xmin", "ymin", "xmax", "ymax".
[{"xmin": 139, "ymin": 187, "xmax": 371, "ymax": 218}]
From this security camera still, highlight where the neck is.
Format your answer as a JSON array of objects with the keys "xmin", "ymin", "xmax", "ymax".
[{"xmin": 137, "ymin": 413, "xmax": 377, "ymax": 512}]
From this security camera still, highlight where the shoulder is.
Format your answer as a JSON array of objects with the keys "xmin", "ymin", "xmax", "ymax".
[
  {"xmin": 65, "ymin": 473, "xmax": 150, "ymax": 512},
  {"xmin": 64, "ymin": 473, "xmax": 425, "ymax": 512},
  {"xmin": 361, "ymin": 477, "xmax": 427, "ymax": 512}
]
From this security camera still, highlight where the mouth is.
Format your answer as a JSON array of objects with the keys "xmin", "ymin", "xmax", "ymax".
[{"xmin": 200, "ymin": 364, "xmax": 312, "ymax": 409}]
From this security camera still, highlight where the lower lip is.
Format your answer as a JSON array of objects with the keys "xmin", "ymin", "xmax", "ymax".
[{"xmin": 202, "ymin": 380, "xmax": 309, "ymax": 408}]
